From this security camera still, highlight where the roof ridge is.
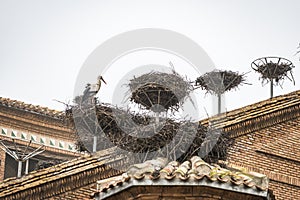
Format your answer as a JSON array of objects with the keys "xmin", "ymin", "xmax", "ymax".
[
  {"xmin": 0, "ymin": 148, "xmax": 124, "ymax": 199},
  {"xmin": 0, "ymin": 97, "xmax": 64, "ymax": 119},
  {"xmin": 200, "ymin": 90, "xmax": 300, "ymax": 137},
  {"xmin": 94, "ymin": 156, "xmax": 270, "ymax": 199},
  {"xmin": 1, "ymin": 90, "xmax": 299, "ymax": 126}
]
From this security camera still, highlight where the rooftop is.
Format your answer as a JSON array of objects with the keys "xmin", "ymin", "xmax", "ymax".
[
  {"xmin": 93, "ymin": 156, "xmax": 273, "ymax": 200},
  {"xmin": 0, "ymin": 147, "xmax": 125, "ymax": 200},
  {"xmin": 0, "ymin": 97, "xmax": 65, "ymax": 119},
  {"xmin": 200, "ymin": 90, "xmax": 300, "ymax": 138},
  {"xmin": 0, "ymin": 90, "xmax": 299, "ymax": 199}
]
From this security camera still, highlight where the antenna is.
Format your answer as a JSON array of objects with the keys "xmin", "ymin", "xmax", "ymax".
[
  {"xmin": 195, "ymin": 70, "xmax": 249, "ymax": 114},
  {"xmin": 251, "ymin": 57, "xmax": 295, "ymax": 98},
  {"xmin": 0, "ymin": 139, "xmax": 45, "ymax": 178}
]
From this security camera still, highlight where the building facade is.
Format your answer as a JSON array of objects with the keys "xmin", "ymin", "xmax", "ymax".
[
  {"xmin": 0, "ymin": 90, "xmax": 299, "ymax": 199},
  {"xmin": 0, "ymin": 97, "xmax": 79, "ymax": 179}
]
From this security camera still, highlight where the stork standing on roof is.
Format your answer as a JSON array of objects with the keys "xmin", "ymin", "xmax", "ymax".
[{"xmin": 82, "ymin": 76, "xmax": 107, "ymax": 103}]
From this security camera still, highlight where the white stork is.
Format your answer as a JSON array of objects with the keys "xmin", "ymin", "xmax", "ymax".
[{"xmin": 82, "ymin": 76, "xmax": 106, "ymax": 103}]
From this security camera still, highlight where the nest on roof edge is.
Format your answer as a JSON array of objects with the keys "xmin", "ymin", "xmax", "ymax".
[
  {"xmin": 195, "ymin": 70, "xmax": 247, "ymax": 95},
  {"xmin": 128, "ymin": 71, "xmax": 194, "ymax": 112},
  {"xmin": 71, "ymin": 103, "xmax": 233, "ymax": 165}
]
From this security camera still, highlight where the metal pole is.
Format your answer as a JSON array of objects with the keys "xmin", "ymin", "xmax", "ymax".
[
  {"xmin": 270, "ymin": 79, "xmax": 274, "ymax": 98},
  {"xmin": 93, "ymin": 136, "xmax": 97, "ymax": 152},
  {"xmin": 218, "ymin": 94, "xmax": 221, "ymax": 114},
  {"xmin": 155, "ymin": 112, "xmax": 159, "ymax": 124},
  {"xmin": 25, "ymin": 159, "xmax": 29, "ymax": 175},
  {"xmin": 17, "ymin": 161, "xmax": 22, "ymax": 178}
]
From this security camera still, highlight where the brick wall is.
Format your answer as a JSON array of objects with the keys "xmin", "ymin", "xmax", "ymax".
[
  {"xmin": 227, "ymin": 116, "xmax": 300, "ymax": 200},
  {"xmin": 0, "ymin": 149, "xmax": 5, "ymax": 180},
  {"xmin": 0, "ymin": 102, "xmax": 78, "ymax": 181}
]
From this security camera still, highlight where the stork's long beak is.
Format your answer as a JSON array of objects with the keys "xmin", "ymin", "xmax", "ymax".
[{"xmin": 101, "ymin": 76, "xmax": 107, "ymax": 84}]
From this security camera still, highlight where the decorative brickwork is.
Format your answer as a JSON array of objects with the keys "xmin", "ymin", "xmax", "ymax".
[
  {"xmin": 0, "ymin": 91, "xmax": 299, "ymax": 199},
  {"xmin": 0, "ymin": 97, "xmax": 78, "ymax": 180}
]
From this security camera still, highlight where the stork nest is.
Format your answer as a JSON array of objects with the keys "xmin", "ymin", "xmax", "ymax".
[
  {"xmin": 195, "ymin": 70, "xmax": 247, "ymax": 95},
  {"xmin": 72, "ymin": 103, "xmax": 233, "ymax": 164},
  {"xmin": 128, "ymin": 71, "xmax": 193, "ymax": 112},
  {"xmin": 251, "ymin": 57, "xmax": 295, "ymax": 85}
]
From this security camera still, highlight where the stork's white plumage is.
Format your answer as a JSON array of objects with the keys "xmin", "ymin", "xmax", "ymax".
[
  {"xmin": 82, "ymin": 76, "xmax": 106, "ymax": 102},
  {"xmin": 90, "ymin": 76, "xmax": 107, "ymax": 94}
]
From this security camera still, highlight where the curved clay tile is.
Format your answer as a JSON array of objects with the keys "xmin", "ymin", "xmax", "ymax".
[
  {"xmin": 0, "ymin": 96, "xmax": 64, "ymax": 119},
  {"xmin": 174, "ymin": 160, "xmax": 190, "ymax": 176},
  {"xmin": 160, "ymin": 161, "xmax": 179, "ymax": 177},
  {"xmin": 95, "ymin": 155, "xmax": 270, "ymax": 197}
]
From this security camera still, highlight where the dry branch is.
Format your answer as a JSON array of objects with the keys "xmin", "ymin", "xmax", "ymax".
[
  {"xmin": 128, "ymin": 71, "xmax": 193, "ymax": 112},
  {"xmin": 71, "ymin": 103, "xmax": 233, "ymax": 164},
  {"xmin": 195, "ymin": 70, "xmax": 247, "ymax": 95},
  {"xmin": 251, "ymin": 57, "xmax": 295, "ymax": 85}
]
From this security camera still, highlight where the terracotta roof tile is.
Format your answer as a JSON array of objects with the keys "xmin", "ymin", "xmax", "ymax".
[
  {"xmin": 1, "ymin": 90, "xmax": 299, "ymax": 199},
  {"xmin": 0, "ymin": 147, "xmax": 124, "ymax": 200},
  {"xmin": 0, "ymin": 97, "xmax": 64, "ymax": 119},
  {"xmin": 200, "ymin": 90, "xmax": 300, "ymax": 138},
  {"xmin": 94, "ymin": 156, "xmax": 269, "ymax": 198}
]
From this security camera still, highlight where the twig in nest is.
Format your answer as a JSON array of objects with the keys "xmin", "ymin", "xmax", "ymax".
[
  {"xmin": 195, "ymin": 70, "xmax": 248, "ymax": 95},
  {"xmin": 128, "ymin": 71, "xmax": 193, "ymax": 112},
  {"xmin": 251, "ymin": 57, "xmax": 295, "ymax": 85},
  {"xmin": 71, "ymin": 103, "xmax": 233, "ymax": 165}
]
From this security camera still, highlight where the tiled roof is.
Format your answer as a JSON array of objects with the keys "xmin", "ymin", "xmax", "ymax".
[
  {"xmin": 200, "ymin": 90, "xmax": 300, "ymax": 137},
  {"xmin": 49, "ymin": 184, "xmax": 94, "ymax": 200},
  {"xmin": 0, "ymin": 97, "xmax": 64, "ymax": 119},
  {"xmin": 93, "ymin": 156, "xmax": 270, "ymax": 199},
  {"xmin": 1, "ymin": 90, "xmax": 299, "ymax": 199},
  {"xmin": 0, "ymin": 147, "xmax": 125, "ymax": 200}
]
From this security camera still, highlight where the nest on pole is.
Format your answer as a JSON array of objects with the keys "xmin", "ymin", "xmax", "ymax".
[
  {"xmin": 195, "ymin": 70, "xmax": 247, "ymax": 95},
  {"xmin": 128, "ymin": 71, "xmax": 193, "ymax": 112},
  {"xmin": 251, "ymin": 57, "xmax": 295, "ymax": 85},
  {"xmin": 71, "ymin": 102, "xmax": 233, "ymax": 164}
]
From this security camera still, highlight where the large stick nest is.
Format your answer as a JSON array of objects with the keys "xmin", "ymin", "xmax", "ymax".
[
  {"xmin": 251, "ymin": 57, "xmax": 295, "ymax": 85},
  {"xmin": 128, "ymin": 71, "xmax": 193, "ymax": 112},
  {"xmin": 72, "ymin": 103, "xmax": 233, "ymax": 164},
  {"xmin": 195, "ymin": 70, "xmax": 247, "ymax": 95}
]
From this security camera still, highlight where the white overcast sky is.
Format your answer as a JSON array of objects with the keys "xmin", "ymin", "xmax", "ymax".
[{"xmin": 0, "ymin": 0, "xmax": 299, "ymax": 119}]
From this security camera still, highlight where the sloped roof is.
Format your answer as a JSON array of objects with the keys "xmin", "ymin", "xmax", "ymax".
[
  {"xmin": 0, "ymin": 97, "xmax": 65, "ymax": 119},
  {"xmin": 0, "ymin": 90, "xmax": 299, "ymax": 199},
  {"xmin": 200, "ymin": 90, "xmax": 300, "ymax": 138},
  {"xmin": 1, "ymin": 90, "xmax": 299, "ymax": 134},
  {"xmin": 0, "ymin": 147, "xmax": 125, "ymax": 200},
  {"xmin": 49, "ymin": 184, "xmax": 94, "ymax": 200},
  {"xmin": 93, "ymin": 156, "xmax": 271, "ymax": 199}
]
